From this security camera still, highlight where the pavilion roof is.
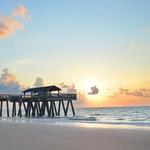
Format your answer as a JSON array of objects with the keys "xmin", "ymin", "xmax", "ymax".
[{"xmin": 23, "ymin": 85, "xmax": 61, "ymax": 93}]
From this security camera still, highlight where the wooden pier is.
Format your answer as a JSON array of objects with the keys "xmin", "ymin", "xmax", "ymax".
[{"xmin": 0, "ymin": 85, "xmax": 77, "ymax": 118}]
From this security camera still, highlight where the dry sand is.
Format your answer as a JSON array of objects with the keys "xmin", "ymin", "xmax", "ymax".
[{"xmin": 0, "ymin": 121, "xmax": 150, "ymax": 150}]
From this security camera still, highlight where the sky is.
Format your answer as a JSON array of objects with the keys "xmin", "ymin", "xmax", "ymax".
[{"xmin": 0, "ymin": 0, "xmax": 150, "ymax": 107}]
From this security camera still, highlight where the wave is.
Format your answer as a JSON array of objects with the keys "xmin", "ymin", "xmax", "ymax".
[
  {"xmin": 132, "ymin": 111, "xmax": 140, "ymax": 113},
  {"xmin": 1, "ymin": 106, "xmax": 150, "ymax": 128},
  {"xmin": 96, "ymin": 121, "xmax": 150, "ymax": 127},
  {"xmin": 90, "ymin": 113, "xmax": 107, "ymax": 116},
  {"xmin": 116, "ymin": 118, "xmax": 125, "ymax": 121},
  {"xmin": 131, "ymin": 118, "xmax": 147, "ymax": 122},
  {"xmin": 69, "ymin": 116, "xmax": 97, "ymax": 121}
]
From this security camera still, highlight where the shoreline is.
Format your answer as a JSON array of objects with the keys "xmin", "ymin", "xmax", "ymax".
[
  {"xmin": 1, "ymin": 117, "xmax": 150, "ymax": 131},
  {"xmin": 0, "ymin": 120, "xmax": 150, "ymax": 150}
]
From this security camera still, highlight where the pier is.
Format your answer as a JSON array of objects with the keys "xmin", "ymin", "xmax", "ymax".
[{"xmin": 0, "ymin": 85, "xmax": 77, "ymax": 118}]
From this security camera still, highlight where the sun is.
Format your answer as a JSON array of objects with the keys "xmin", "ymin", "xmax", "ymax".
[
  {"xmin": 82, "ymin": 80, "xmax": 95, "ymax": 93},
  {"xmin": 76, "ymin": 78, "xmax": 109, "ymax": 106},
  {"xmin": 76, "ymin": 78, "xmax": 100, "ymax": 96}
]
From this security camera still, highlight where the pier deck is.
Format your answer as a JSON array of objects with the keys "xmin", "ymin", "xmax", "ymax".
[{"xmin": 0, "ymin": 85, "xmax": 77, "ymax": 118}]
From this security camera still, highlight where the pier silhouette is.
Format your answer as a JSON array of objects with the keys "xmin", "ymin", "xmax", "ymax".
[{"xmin": 0, "ymin": 85, "xmax": 77, "ymax": 118}]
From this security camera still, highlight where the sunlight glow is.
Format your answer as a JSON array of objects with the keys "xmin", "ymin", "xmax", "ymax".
[{"xmin": 77, "ymin": 78, "xmax": 99, "ymax": 93}]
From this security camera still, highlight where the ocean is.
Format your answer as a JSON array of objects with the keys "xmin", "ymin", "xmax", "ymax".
[{"xmin": 1, "ymin": 106, "xmax": 150, "ymax": 128}]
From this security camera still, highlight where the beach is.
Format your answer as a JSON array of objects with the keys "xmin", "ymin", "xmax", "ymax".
[{"xmin": 0, "ymin": 121, "xmax": 150, "ymax": 150}]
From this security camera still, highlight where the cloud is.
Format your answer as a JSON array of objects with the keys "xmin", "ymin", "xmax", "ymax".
[
  {"xmin": 110, "ymin": 87, "xmax": 150, "ymax": 98},
  {"xmin": 126, "ymin": 89, "xmax": 150, "ymax": 98},
  {"xmin": 0, "ymin": 4, "xmax": 29, "ymax": 38},
  {"xmin": 119, "ymin": 87, "xmax": 129, "ymax": 94},
  {"xmin": 0, "ymin": 16, "xmax": 24, "ymax": 38},
  {"xmin": 34, "ymin": 77, "xmax": 44, "ymax": 87},
  {"xmin": 0, "ymin": 68, "xmax": 23, "ymax": 93},
  {"xmin": 67, "ymin": 83, "xmax": 77, "ymax": 93},
  {"xmin": 12, "ymin": 5, "xmax": 28, "ymax": 20},
  {"xmin": 88, "ymin": 85, "xmax": 99, "ymax": 95},
  {"xmin": 59, "ymin": 82, "xmax": 69, "ymax": 88},
  {"xmin": 77, "ymin": 91, "xmax": 88, "ymax": 106},
  {"xmin": 59, "ymin": 83, "xmax": 77, "ymax": 93}
]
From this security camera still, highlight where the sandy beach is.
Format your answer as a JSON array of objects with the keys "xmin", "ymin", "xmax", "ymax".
[{"xmin": 0, "ymin": 121, "xmax": 150, "ymax": 150}]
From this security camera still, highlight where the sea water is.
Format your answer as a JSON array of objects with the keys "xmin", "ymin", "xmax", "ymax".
[{"xmin": 1, "ymin": 106, "xmax": 150, "ymax": 128}]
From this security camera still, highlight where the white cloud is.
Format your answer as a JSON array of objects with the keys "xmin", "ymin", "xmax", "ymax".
[{"xmin": 0, "ymin": 68, "xmax": 23, "ymax": 93}]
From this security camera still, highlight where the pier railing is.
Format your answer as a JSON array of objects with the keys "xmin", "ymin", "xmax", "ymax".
[
  {"xmin": 0, "ymin": 93, "xmax": 76, "ymax": 101},
  {"xmin": 22, "ymin": 93, "xmax": 77, "ymax": 101}
]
